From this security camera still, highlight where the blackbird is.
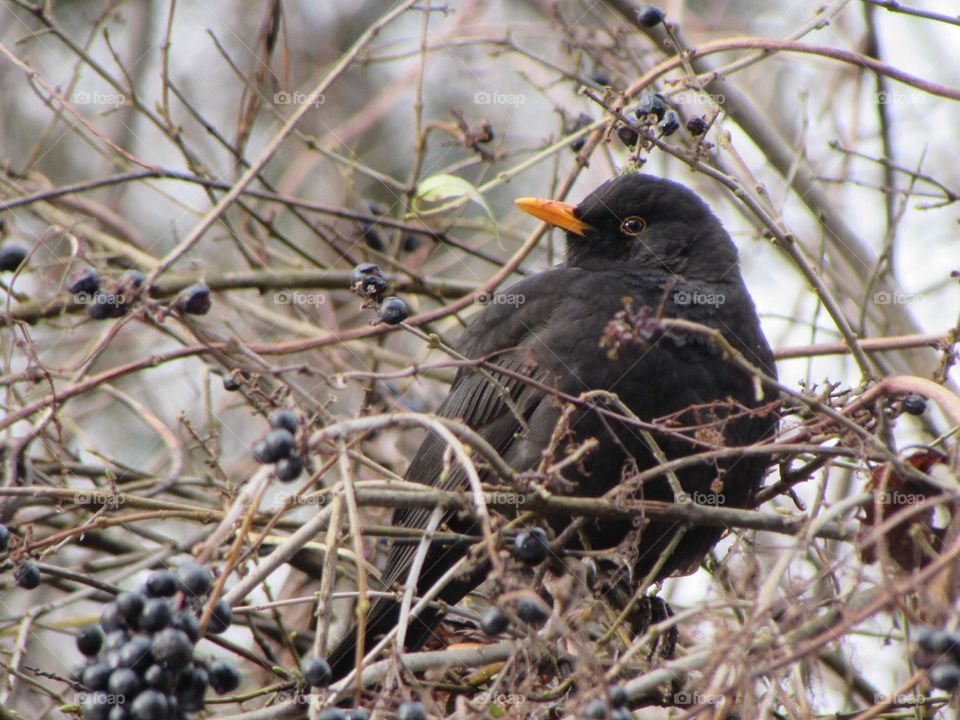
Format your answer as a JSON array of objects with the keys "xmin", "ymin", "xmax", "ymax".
[{"xmin": 328, "ymin": 173, "xmax": 777, "ymax": 677}]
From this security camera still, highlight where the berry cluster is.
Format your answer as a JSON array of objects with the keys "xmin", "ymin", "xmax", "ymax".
[
  {"xmin": 616, "ymin": 92, "xmax": 680, "ymax": 150},
  {"xmin": 74, "ymin": 565, "xmax": 236, "ymax": 719},
  {"xmin": 65, "ymin": 266, "xmax": 148, "ymax": 321},
  {"xmin": 350, "ymin": 263, "xmax": 410, "ymax": 325},
  {"xmin": 252, "ymin": 409, "xmax": 304, "ymax": 482},
  {"xmin": 477, "ymin": 528, "xmax": 555, "ymax": 638},
  {"xmin": 914, "ymin": 626, "xmax": 960, "ymax": 690}
]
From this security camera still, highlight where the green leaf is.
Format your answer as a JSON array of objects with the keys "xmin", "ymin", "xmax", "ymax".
[{"xmin": 413, "ymin": 173, "xmax": 499, "ymax": 242}]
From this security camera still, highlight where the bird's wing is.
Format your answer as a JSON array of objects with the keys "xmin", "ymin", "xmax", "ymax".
[
  {"xmin": 376, "ymin": 270, "xmax": 571, "ymax": 593},
  {"xmin": 379, "ymin": 348, "xmax": 550, "ymax": 592}
]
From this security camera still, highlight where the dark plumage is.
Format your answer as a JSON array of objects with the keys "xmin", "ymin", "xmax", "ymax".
[{"xmin": 328, "ymin": 173, "xmax": 777, "ymax": 678}]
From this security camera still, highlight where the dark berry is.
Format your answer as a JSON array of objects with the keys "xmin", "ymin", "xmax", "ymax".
[
  {"xmin": 0, "ymin": 244, "xmax": 27, "ymax": 272},
  {"xmin": 402, "ymin": 234, "xmax": 423, "ymax": 252},
  {"xmin": 917, "ymin": 627, "xmax": 952, "ymax": 654},
  {"xmin": 143, "ymin": 664, "xmax": 174, "ymax": 692},
  {"xmin": 81, "ymin": 693, "xmax": 112, "ymax": 720},
  {"xmin": 397, "ymin": 701, "xmax": 427, "ymax": 720},
  {"xmin": 81, "ymin": 662, "xmax": 113, "ymax": 691},
  {"xmin": 208, "ymin": 658, "xmax": 240, "ymax": 694},
  {"xmin": 268, "ymin": 408, "xmax": 299, "ymax": 434},
  {"xmin": 174, "ymin": 282, "xmax": 212, "ymax": 315},
  {"xmin": 302, "ymin": 656, "xmax": 332, "ymax": 687},
  {"xmin": 87, "ymin": 291, "xmax": 126, "ymax": 320},
  {"xmin": 637, "ymin": 5, "xmax": 665, "ymax": 27},
  {"xmin": 0, "ymin": 523, "xmax": 9, "ymax": 551},
  {"xmin": 120, "ymin": 270, "xmax": 146, "ymax": 293},
  {"xmin": 130, "ymin": 689, "xmax": 169, "ymax": 720},
  {"xmin": 116, "ymin": 590, "xmax": 146, "ymax": 625},
  {"xmin": 378, "ymin": 296, "xmax": 410, "ymax": 325},
  {"xmin": 584, "ymin": 699, "xmax": 608, "ymax": 719},
  {"xmin": 658, "ymin": 110, "xmax": 680, "ymax": 136},
  {"xmin": 139, "ymin": 598, "xmax": 173, "ymax": 632},
  {"xmin": 206, "ymin": 598, "xmax": 232, "ymax": 634},
  {"xmin": 102, "ymin": 650, "xmax": 123, "ymax": 670},
  {"xmin": 108, "ymin": 667, "xmax": 142, "ymax": 697},
  {"xmin": 171, "ymin": 611, "xmax": 200, "ymax": 643},
  {"xmin": 929, "ymin": 663, "xmax": 960, "ymax": 690},
  {"xmin": 346, "ymin": 710, "xmax": 370, "ymax": 720},
  {"xmin": 351, "ymin": 263, "xmax": 384, "ymax": 286},
  {"xmin": 610, "ymin": 685, "xmax": 628, "ymax": 708},
  {"xmin": 68, "ymin": 266, "xmax": 101, "ymax": 295},
  {"xmin": 104, "ymin": 630, "xmax": 128, "ymax": 651},
  {"xmin": 276, "ymin": 454, "xmax": 304, "ymax": 483},
  {"xmin": 515, "ymin": 597, "xmax": 550, "ymax": 626},
  {"xmin": 108, "ymin": 707, "xmax": 129, "ymax": 720},
  {"xmin": 253, "ymin": 428, "xmax": 296, "ymax": 463},
  {"xmin": 480, "ymin": 606, "xmax": 509, "ymax": 636},
  {"xmin": 100, "ymin": 603, "xmax": 125, "ymax": 632},
  {"xmin": 568, "ymin": 112, "xmax": 592, "ymax": 152},
  {"xmin": 222, "ymin": 370, "xmax": 242, "ymax": 391},
  {"xmin": 14, "ymin": 561, "xmax": 41, "ymax": 589},
  {"xmin": 610, "ymin": 709, "xmax": 632, "ymax": 720},
  {"xmin": 903, "ymin": 395, "xmax": 926, "ymax": 415},
  {"xmin": 176, "ymin": 664, "xmax": 208, "ymax": 711},
  {"xmin": 514, "ymin": 527, "xmax": 550, "ymax": 566},
  {"xmin": 77, "ymin": 624, "xmax": 105, "ymax": 656},
  {"xmin": 686, "ymin": 117, "xmax": 708, "ymax": 136},
  {"xmin": 634, "ymin": 93, "xmax": 667, "ymax": 122},
  {"xmin": 356, "ymin": 270, "xmax": 388, "ymax": 300},
  {"xmin": 361, "ymin": 223, "xmax": 386, "ymax": 251},
  {"xmin": 616, "ymin": 125, "xmax": 639, "ymax": 148},
  {"xmin": 177, "ymin": 563, "xmax": 211, "ymax": 598},
  {"xmin": 151, "ymin": 628, "xmax": 193, "ymax": 668},
  {"xmin": 354, "ymin": 273, "xmax": 388, "ymax": 303},
  {"xmin": 251, "ymin": 439, "xmax": 270, "ymax": 463},
  {"xmin": 118, "ymin": 634, "xmax": 154, "ymax": 671},
  {"xmin": 145, "ymin": 569, "xmax": 179, "ymax": 597},
  {"xmin": 591, "ymin": 72, "xmax": 612, "ymax": 87}
]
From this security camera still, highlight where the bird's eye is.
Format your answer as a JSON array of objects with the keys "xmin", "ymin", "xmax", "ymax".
[{"xmin": 620, "ymin": 216, "xmax": 646, "ymax": 236}]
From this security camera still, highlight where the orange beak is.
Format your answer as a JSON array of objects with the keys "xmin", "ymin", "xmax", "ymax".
[{"xmin": 514, "ymin": 197, "xmax": 591, "ymax": 236}]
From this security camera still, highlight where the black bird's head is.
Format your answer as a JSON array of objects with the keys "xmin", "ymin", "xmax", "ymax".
[{"xmin": 515, "ymin": 173, "xmax": 741, "ymax": 282}]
